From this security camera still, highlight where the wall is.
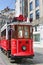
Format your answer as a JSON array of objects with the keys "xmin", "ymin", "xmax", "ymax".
[{"xmin": 33, "ymin": 24, "xmax": 43, "ymax": 48}]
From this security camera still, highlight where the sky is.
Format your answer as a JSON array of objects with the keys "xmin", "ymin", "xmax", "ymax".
[{"xmin": 0, "ymin": 0, "xmax": 16, "ymax": 10}]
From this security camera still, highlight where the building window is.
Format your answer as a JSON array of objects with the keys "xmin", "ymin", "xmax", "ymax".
[
  {"xmin": 22, "ymin": 0, "xmax": 24, "ymax": 7},
  {"xmin": 30, "ymin": 13, "xmax": 33, "ymax": 19},
  {"xmin": 30, "ymin": 13, "xmax": 33, "ymax": 22},
  {"xmin": 20, "ymin": 6, "xmax": 22, "ymax": 13},
  {"xmin": 33, "ymin": 34, "xmax": 40, "ymax": 42},
  {"xmin": 35, "ymin": 0, "xmax": 39, "ymax": 7},
  {"xmin": 30, "ymin": 2, "xmax": 33, "ymax": 11},
  {"xmin": 35, "ymin": 26, "xmax": 37, "ymax": 31},
  {"xmin": 22, "ymin": 0, "xmax": 24, "ymax": 15},
  {"xmin": 36, "ymin": 9, "xmax": 40, "ymax": 19}
]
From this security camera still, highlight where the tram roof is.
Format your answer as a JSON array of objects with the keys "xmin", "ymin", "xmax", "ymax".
[
  {"xmin": 8, "ymin": 22, "xmax": 32, "ymax": 26},
  {"xmin": 1, "ymin": 23, "xmax": 7, "ymax": 32},
  {"xmin": 1, "ymin": 22, "xmax": 32, "ymax": 32}
]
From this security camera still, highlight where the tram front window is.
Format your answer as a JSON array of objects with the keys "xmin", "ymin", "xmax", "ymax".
[
  {"xmin": 24, "ymin": 26, "xmax": 29, "ymax": 38},
  {"xmin": 18, "ymin": 26, "xmax": 30, "ymax": 38},
  {"xmin": 18, "ymin": 26, "xmax": 23, "ymax": 38}
]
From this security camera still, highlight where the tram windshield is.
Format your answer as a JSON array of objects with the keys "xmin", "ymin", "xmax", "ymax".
[
  {"xmin": 11, "ymin": 25, "xmax": 33, "ymax": 39},
  {"xmin": 18, "ymin": 26, "xmax": 29, "ymax": 38}
]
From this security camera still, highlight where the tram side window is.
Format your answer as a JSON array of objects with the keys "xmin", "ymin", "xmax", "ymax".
[
  {"xmin": 18, "ymin": 26, "xmax": 23, "ymax": 38},
  {"xmin": 11, "ymin": 25, "xmax": 17, "ymax": 39},
  {"xmin": 8, "ymin": 29, "xmax": 11, "ymax": 40},
  {"xmin": 24, "ymin": 26, "xmax": 29, "ymax": 38},
  {"xmin": 1, "ymin": 29, "xmax": 6, "ymax": 40}
]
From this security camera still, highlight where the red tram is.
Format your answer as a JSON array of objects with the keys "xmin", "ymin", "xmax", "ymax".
[
  {"xmin": 0, "ymin": 40, "xmax": 1, "ymax": 47},
  {"xmin": 1, "ymin": 16, "xmax": 34, "ymax": 62}
]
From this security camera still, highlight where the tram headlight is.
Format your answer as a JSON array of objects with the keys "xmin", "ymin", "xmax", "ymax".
[{"xmin": 22, "ymin": 46, "xmax": 26, "ymax": 51}]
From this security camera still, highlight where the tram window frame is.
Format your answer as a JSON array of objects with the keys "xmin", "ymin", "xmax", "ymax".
[
  {"xmin": 11, "ymin": 25, "xmax": 17, "ymax": 39},
  {"xmin": 1, "ymin": 29, "xmax": 6, "ymax": 40},
  {"xmin": 17, "ymin": 25, "xmax": 30, "ymax": 39},
  {"xmin": 30, "ymin": 26, "xmax": 33, "ymax": 39},
  {"xmin": 17, "ymin": 26, "xmax": 23, "ymax": 38},
  {"xmin": 23, "ymin": 26, "xmax": 30, "ymax": 38},
  {"xmin": 11, "ymin": 25, "xmax": 32, "ymax": 39}
]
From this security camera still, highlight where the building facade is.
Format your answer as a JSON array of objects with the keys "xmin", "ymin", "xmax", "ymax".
[
  {"xmin": 0, "ymin": 7, "xmax": 15, "ymax": 29},
  {"xmin": 28, "ymin": 0, "xmax": 43, "ymax": 48},
  {"xmin": 1, "ymin": 7, "xmax": 15, "ymax": 19},
  {"xmin": 15, "ymin": 0, "xmax": 28, "ymax": 17},
  {"xmin": 33, "ymin": 24, "xmax": 43, "ymax": 48}
]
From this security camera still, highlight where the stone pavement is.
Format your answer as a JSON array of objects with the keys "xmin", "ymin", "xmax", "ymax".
[
  {"xmin": 0, "ymin": 57, "xmax": 6, "ymax": 65},
  {"xmin": 0, "ymin": 48, "xmax": 43, "ymax": 65}
]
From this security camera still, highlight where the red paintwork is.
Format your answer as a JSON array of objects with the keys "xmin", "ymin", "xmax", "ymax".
[
  {"xmin": 1, "ymin": 40, "xmax": 11, "ymax": 51},
  {"xmin": 11, "ymin": 39, "xmax": 34, "ymax": 56},
  {"xmin": 11, "ymin": 39, "xmax": 17, "ymax": 55},
  {"xmin": 18, "ymin": 15, "xmax": 27, "ymax": 21},
  {"xmin": 1, "ymin": 39, "xmax": 34, "ymax": 57},
  {"xmin": 13, "ymin": 15, "xmax": 27, "ymax": 21},
  {"xmin": 0, "ymin": 40, "xmax": 1, "ymax": 47}
]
